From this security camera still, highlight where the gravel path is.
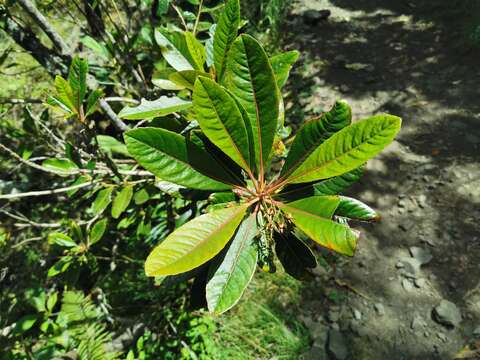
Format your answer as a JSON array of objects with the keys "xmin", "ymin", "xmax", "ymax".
[{"xmin": 282, "ymin": 1, "xmax": 480, "ymax": 358}]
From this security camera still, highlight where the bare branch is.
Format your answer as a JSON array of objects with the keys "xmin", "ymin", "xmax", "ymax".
[
  {"xmin": 17, "ymin": 0, "xmax": 71, "ymax": 56},
  {"xmin": 0, "ymin": 179, "xmax": 100, "ymax": 200}
]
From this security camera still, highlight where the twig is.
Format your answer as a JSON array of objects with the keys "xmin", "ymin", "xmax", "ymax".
[
  {"xmin": 0, "ymin": 98, "xmax": 42, "ymax": 104},
  {"xmin": 193, "ymin": 0, "xmax": 204, "ymax": 35},
  {"xmin": 11, "ymin": 237, "xmax": 42, "ymax": 249},
  {"xmin": 104, "ymin": 97, "xmax": 140, "ymax": 105},
  {"xmin": 0, "ymin": 179, "xmax": 100, "ymax": 200},
  {"xmin": 0, "ymin": 209, "xmax": 62, "ymax": 228},
  {"xmin": 172, "ymin": 4, "xmax": 188, "ymax": 31},
  {"xmin": 98, "ymin": 99, "xmax": 129, "ymax": 132}
]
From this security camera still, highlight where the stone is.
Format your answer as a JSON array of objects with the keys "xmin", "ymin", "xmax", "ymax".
[
  {"xmin": 414, "ymin": 278, "xmax": 427, "ymax": 288},
  {"xmin": 402, "ymin": 279, "xmax": 414, "ymax": 291},
  {"xmin": 473, "ymin": 326, "xmax": 480, "ymax": 337},
  {"xmin": 327, "ymin": 309, "xmax": 340, "ymax": 323},
  {"xmin": 302, "ymin": 343, "xmax": 328, "ymax": 360},
  {"xmin": 409, "ymin": 246, "xmax": 433, "ymax": 265},
  {"xmin": 374, "ymin": 303, "xmax": 385, "ymax": 316},
  {"xmin": 302, "ymin": 9, "xmax": 331, "ymax": 25},
  {"xmin": 353, "ymin": 309, "xmax": 362, "ymax": 320},
  {"xmin": 397, "ymin": 257, "xmax": 420, "ymax": 278},
  {"xmin": 433, "ymin": 300, "xmax": 462, "ymax": 328},
  {"xmin": 411, "ymin": 316, "xmax": 425, "ymax": 330},
  {"xmin": 327, "ymin": 330, "xmax": 348, "ymax": 360}
]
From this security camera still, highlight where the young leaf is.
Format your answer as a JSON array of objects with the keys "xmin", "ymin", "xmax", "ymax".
[
  {"xmin": 13, "ymin": 314, "xmax": 38, "ymax": 333},
  {"xmin": 274, "ymin": 231, "xmax": 316, "ymax": 280},
  {"xmin": 155, "ymin": 29, "xmax": 195, "ymax": 71},
  {"xmin": 47, "ymin": 95, "xmax": 73, "ymax": 114},
  {"xmin": 205, "ymin": 24, "xmax": 216, "ymax": 68},
  {"xmin": 54, "ymin": 76, "xmax": 75, "ymax": 111},
  {"xmin": 48, "ymin": 233, "xmax": 77, "ymax": 248},
  {"xmin": 118, "ymin": 96, "xmax": 192, "ymax": 120},
  {"xmin": 278, "ymin": 196, "xmax": 359, "ymax": 256},
  {"xmin": 270, "ymin": 50, "xmax": 299, "ymax": 89},
  {"xmin": 85, "ymin": 89, "xmax": 103, "ymax": 116},
  {"xmin": 89, "ymin": 218, "xmax": 108, "ymax": 245},
  {"xmin": 335, "ymin": 196, "xmax": 379, "ymax": 221},
  {"xmin": 152, "ymin": 68, "xmax": 186, "ymax": 90},
  {"xmin": 185, "ymin": 32, "xmax": 206, "ymax": 70},
  {"xmin": 111, "ymin": 185, "xmax": 133, "ymax": 219},
  {"xmin": 206, "ymin": 213, "xmax": 258, "ymax": 314},
  {"xmin": 213, "ymin": 0, "xmax": 240, "ymax": 80},
  {"xmin": 284, "ymin": 114, "xmax": 401, "ymax": 184},
  {"xmin": 91, "ymin": 187, "xmax": 114, "ymax": 215},
  {"xmin": 280, "ymin": 100, "xmax": 352, "ymax": 179},
  {"xmin": 134, "ymin": 188, "xmax": 150, "ymax": 205},
  {"xmin": 145, "ymin": 204, "xmax": 249, "ymax": 276},
  {"xmin": 225, "ymin": 34, "xmax": 279, "ymax": 175},
  {"xmin": 124, "ymin": 127, "xmax": 236, "ymax": 190},
  {"xmin": 193, "ymin": 77, "xmax": 252, "ymax": 174},
  {"xmin": 68, "ymin": 57, "xmax": 88, "ymax": 110}
]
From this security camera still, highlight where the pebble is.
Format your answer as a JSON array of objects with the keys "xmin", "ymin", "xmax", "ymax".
[
  {"xmin": 374, "ymin": 303, "xmax": 385, "ymax": 316},
  {"xmin": 397, "ymin": 257, "xmax": 421, "ymax": 278},
  {"xmin": 433, "ymin": 300, "xmax": 462, "ymax": 328},
  {"xmin": 411, "ymin": 316, "xmax": 425, "ymax": 330},
  {"xmin": 409, "ymin": 246, "xmax": 433, "ymax": 265},
  {"xmin": 327, "ymin": 329, "xmax": 349, "ymax": 360},
  {"xmin": 414, "ymin": 278, "xmax": 427, "ymax": 288},
  {"xmin": 327, "ymin": 310, "xmax": 340, "ymax": 323},
  {"xmin": 353, "ymin": 309, "xmax": 362, "ymax": 320},
  {"xmin": 402, "ymin": 278, "xmax": 414, "ymax": 291},
  {"xmin": 473, "ymin": 326, "xmax": 480, "ymax": 337}
]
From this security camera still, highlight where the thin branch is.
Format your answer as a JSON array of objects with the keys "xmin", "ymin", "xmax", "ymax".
[
  {"xmin": 193, "ymin": 0, "xmax": 204, "ymax": 35},
  {"xmin": 104, "ymin": 97, "xmax": 140, "ymax": 105},
  {"xmin": 0, "ymin": 98, "xmax": 42, "ymax": 104},
  {"xmin": 172, "ymin": 4, "xmax": 188, "ymax": 31},
  {"xmin": 16, "ymin": 0, "xmax": 71, "ymax": 56},
  {"xmin": 0, "ymin": 179, "xmax": 100, "ymax": 200},
  {"xmin": 98, "ymin": 99, "xmax": 129, "ymax": 132}
]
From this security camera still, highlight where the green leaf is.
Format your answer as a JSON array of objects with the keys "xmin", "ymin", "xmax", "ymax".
[
  {"xmin": 284, "ymin": 114, "xmax": 402, "ymax": 184},
  {"xmin": 281, "ymin": 100, "xmax": 352, "ymax": 179},
  {"xmin": 277, "ymin": 167, "xmax": 364, "ymax": 201},
  {"xmin": 169, "ymin": 70, "xmax": 208, "ymax": 90},
  {"xmin": 46, "ymin": 95, "xmax": 73, "ymax": 114},
  {"xmin": 81, "ymin": 36, "xmax": 110, "ymax": 60},
  {"xmin": 86, "ymin": 89, "xmax": 103, "ymax": 116},
  {"xmin": 274, "ymin": 231, "xmax": 316, "ymax": 280},
  {"xmin": 145, "ymin": 204, "xmax": 249, "ymax": 276},
  {"xmin": 193, "ymin": 77, "xmax": 252, "ymax": 174},
  {"xmin": 225, "ymin": 34, "xmax": 279, "ymax": 174},
  {"xmin": 91, "ymin": 187, "xmax": 114, "ymax": 215},
  {"xmin": 68, "ymin": 57, "xmax": 88, "ymax": 110},
  {"xmin": 111, "ymin": 185, "xmax": 133, "ymax": 219},
  {"xmin": 270, "ymin": 50, "xmax": 299, "ymax": 88},
  {"xmin": 335, "ymin": 196, "xmax": 379, "ymax": 221},
  {"xmin": 118, "ymin": 96, "xmax": 192, "ymax": 120},
  {"xmin": 152, "ymin": 68, "xmax": 186, "ymax": 90},
  {"xmin": 54, "ymin": 76, "xmax": 75, "ymax": 111},
  {"xmin": 14, "ymin": 315, "xmax": 37, "ymax": 334},
  {"xmin": 278, "ymin": 196, "xmax": 359, "ymax": 256},
  {"xmin": 185, "ymin": 32, "xmax": 206, "ymax": 70},
  {"xmin": 155, "ymin": 29, "xmax": 195, "ymax": 71},
  {"xmin": 67, "ymin": 175, "xmax": 91, "ymax": 197},
  {"xmin": 42, "ymin": 158, "xmax": 79, "ymax": 175},
  {"xmin": 205, "ymin": 24, "xmax": 216, "ymax": 68},
  {"xmin": 134, "ymin": 188, "xmax": 150, "ymax": 205},
  {"xmin": 46, "ymin": 292, "xmax": 58, "ymax": 312},
  {"xmin": 213, "ymin": 0, "xmax": 240, "ymax": 80},
  {"xmin": 125, "ymin": 128, "xmax": 235, "ymax": 190},
  {"xmin": 48, "ymin": 233, "xmax": 77, "ymax": 248},
  {"xmin": 209, "ymin": 192, "xmax": 236, "ymax": 205},
  {"xmin": 89, "ymin": 218, "xmax": 108, "ymax": 245},
  {"xmin": 47, "ymin": 256, "xmax": 73, "ymax": 277},
  {"xmin": 206, "ymin": 213, "xmax": 258, "ymax": 314},
  {"xmin": 97, "ymin": 135, "xmax": 130, "ymax": 157}
]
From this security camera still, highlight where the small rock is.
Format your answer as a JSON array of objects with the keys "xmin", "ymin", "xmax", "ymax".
[
  {"xmin": 397, "ymin": 257, "xmax": 421, "ymax": 278},
  {"xmin": 353, "ymin": 309, "xmax": 362, "ymax": 320},
  {"xmin": 409, "ymin": 246, "xmax": 433, "ymax": 265},
  {"xmin": 374, "ymin": 303, "xmax": 385, "ymax": 316},
  {"xmin": 402, "ymin": 279, "xmax": 414, "ymax": 291},
  {"xmin": 396, "ymin": 261, "xmax": 405, "ymax": 269},
  {"xmin": 436, "ymin": 332, "xmax": 448, "ymax": 343},
  {"xmin": 411, "ymin": 316, "xmax": 425, "ymax": 330},
  {"xmin": 349, "ymin": 320, "xmax": 368, "ymax": 337},
  {"xmin": 414, "ymin": 278, "xmax": 427, "ymax": 288},
  {"xmin": 433, "ymin": 300, "xmax": 462, "ymax": 328},
  {"xmin": 327, "ymin": 330, "xmax": 348, "ymax": 360},
  {"xmin": 327, "ymin": 310, "xmax": 340, "ymax": 323},
  {"xmin": 302, "ymin": 9, "xmax": 331, "ymax": 25},
  {"xmin": 398, "ymin": 199, "xmax": 407, "ymax": 208},
  {"xmin": 399, "ymin": 220, "xmax": 415, "ymax": 232},
  {"xmin": 473, "ymin": 326, "xmax": 480, "ymax": 337},
  {"xmin": 417, "ymin": 194, "xmax": 427, "ymax": 208}
]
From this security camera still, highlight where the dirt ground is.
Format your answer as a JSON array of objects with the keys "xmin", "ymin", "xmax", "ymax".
[{"xmin": 282, "ymin": 1, "xmax": 480, "ymax": 359}]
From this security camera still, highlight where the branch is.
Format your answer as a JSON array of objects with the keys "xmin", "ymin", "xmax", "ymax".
[
  {"xmin": 17, "ymin": 0, "xmax": 71, "ymax": 56},
  {"xmin": 0, "ymin": 98, "xmax": 42, "ymax": 104},
  {"xmin": 0, "ymin": 179, "xmax": 99, "ymax": 200}
]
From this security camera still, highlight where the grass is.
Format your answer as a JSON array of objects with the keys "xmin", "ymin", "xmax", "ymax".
[{"xmin": 210, "ymin": 270, "xmax": 310, "ymax": 360}]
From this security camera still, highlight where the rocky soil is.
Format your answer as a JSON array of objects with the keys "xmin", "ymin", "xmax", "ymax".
[{"xmin": 282, "ymin": 1, "xmax": 480, "ymax": 358}]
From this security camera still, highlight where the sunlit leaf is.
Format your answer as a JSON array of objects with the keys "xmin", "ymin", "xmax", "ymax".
[
  {"xmin": 283, "ymin": 115, "xmax": 401, "ymax": 184},
  {"xmin": 185, "ymin": 32, "xmax": 206, "ymax": 70},
  {"xmin": 118, "ymin": 96, "xmax": 192, "ymax": 120},
  {"xmin": 145, "ymin": 204, "xmax": 249, "ymax": 276},
  {"xmin": 155, "ymin": 29, "xmax": 195, "ymax": 71},
  {"xmin": 270, "ymin": 50, "xmax": 299, "ymax": 88},
  {"xmin": 206, "ymin": 213, "xmax": 258, "ymax": 314},
  {"xmin": 335, "ymin": 196, "xmax": 379, "ymax": 221},
  {"xmin": 111, "ymin": 185, "xmax": 133, "ymax": 219},
  {"xmin": 91, "ymin": 187, "xmax": 114, "ymax": 215},
  {"xmin": 97, "ymin": 135, "xmax": 130, "ymax": 157},
  {"xmin": 68, "ymin": 56, "xmax": 88, "ymax": 110},
  {"xmin": 89, "ymin": 218, "xmax": 108, "ymax": 245},
  {"xmin": 225, "ymin": 34, "xmax": 279, "ymax": 174},
  {"xmin": 42, "ymin": 158, "xmax": 79, "ymax": 175},
  {"xmin": 48, "ymin": 233, "xmax": 77, "ymax": 248}
]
